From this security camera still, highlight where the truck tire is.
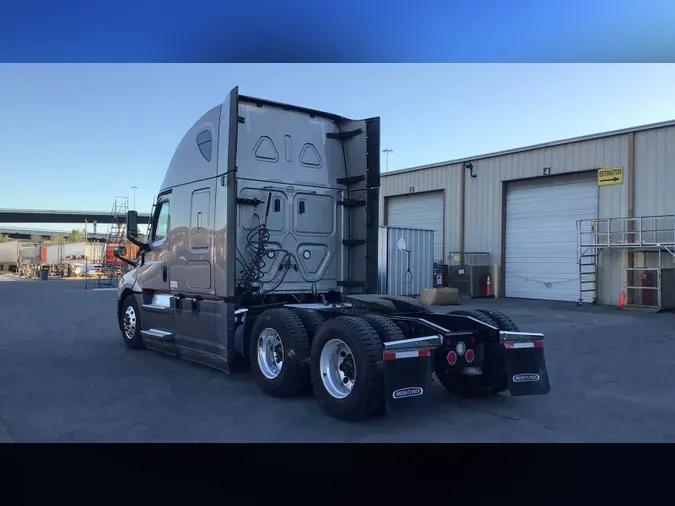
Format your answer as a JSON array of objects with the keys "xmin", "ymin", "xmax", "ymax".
[
  {"xmin": 120, "ymin": 294, "xmax": 145, "ymax": 350},
  {"xmin": 310, "ymin": 316, "xmax": 385, "ymax": 421},
  {"xmin": 435, "ymin": 308, "xmax": 506, "ymax": 397},
  {"xmin": 250, "ymin": 308, "xmax": 311, "ymax": 398},
  {"xmin": 288, "ymin": 308, "xmax": 326, "ymax": 343},
  {"xmin": 393, "ymin": 320, "xmax": 412, "ymax": 336},
  {"xmin": 361, "ymin": 315, "xmax": 406, "ymax": 342},
  {"xmin": 447, "ymin": 309, "xmax": 496, "ymax": 327},
  {"xmin": 469, "ymin": 309, "xmax": 517, "ymax": 396},
  {"xmin": 474, "ymin": 308, "xmax": 520, "ymax": 331}
]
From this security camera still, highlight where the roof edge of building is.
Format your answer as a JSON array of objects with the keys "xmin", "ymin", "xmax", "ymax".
[{"xmin": 383, "ymin": 118, "xmax": 675, "ymax": 178}]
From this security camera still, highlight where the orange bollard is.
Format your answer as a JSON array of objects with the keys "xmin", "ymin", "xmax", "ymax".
[
  {"xmin": 486, "ymin": 275, "xmax": 493, "ymax": 297},
  {"xmin": 618, "ymin": 290, "xmax": 626, "ymax": 309}
]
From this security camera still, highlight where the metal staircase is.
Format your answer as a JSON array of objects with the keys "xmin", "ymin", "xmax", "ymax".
[
  {"xmin": 86, "ymin": 196, "xmax": 129, "ymax": 289},
  {"xmin": 577, "ymin": 246, "xmax": 601, "ymax": 306},
  {"xmin": 577, "ymin": 215, "xmax": 675, "ymax": 309}
]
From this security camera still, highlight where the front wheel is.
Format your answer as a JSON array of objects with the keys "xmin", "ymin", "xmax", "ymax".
[
  {"xmin": 120, "ymin": 295, "xmax": 145, "ymax": 350},
  {"xmin": 310, "ymin": 317, "xmax": 385, "ymax": 421}
]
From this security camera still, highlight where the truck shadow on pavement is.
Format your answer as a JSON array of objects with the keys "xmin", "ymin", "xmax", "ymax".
[{"xmin": 2, "ymin": 284, "xmax": 675, "ymax": 442}]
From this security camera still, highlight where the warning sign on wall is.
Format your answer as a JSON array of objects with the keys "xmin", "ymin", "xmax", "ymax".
[{"xmin": 597, "ymin": 167, "xmax": 623, "ymax": 186}]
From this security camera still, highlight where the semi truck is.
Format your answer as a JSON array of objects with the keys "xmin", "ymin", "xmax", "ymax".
[{"xmin": 115, "ymin": 87, "xmax": 550, "ymax": 421}]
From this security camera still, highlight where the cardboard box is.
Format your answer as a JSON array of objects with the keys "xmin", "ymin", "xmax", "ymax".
[{"xmin": 419, "ymin": 287, "xmax": 460, "ymax": 306}]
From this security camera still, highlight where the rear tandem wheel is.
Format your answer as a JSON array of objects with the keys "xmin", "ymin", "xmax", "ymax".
[
  {"xmin": 249, "ymin": 308, "xmax": 311, "ymax": 398},
  {"xmin": 474, "ymin": 308, "xmax": 519, "ymax": 332},
  {"xmin": 288, "ymin": 307, "xmax": 326, "ymax": 342},
  {"xmin": 360, "ymin": 314, "xmax": 406, "ymax": 342},
  {"xmin": 309, "ymin": 316, "xmax": 386, "ymax": 421}
]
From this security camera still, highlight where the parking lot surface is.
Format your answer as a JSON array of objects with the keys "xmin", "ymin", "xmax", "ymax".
[{"xmin": 1, "ymin": 275, "xmax": 675, "ymax": 443}]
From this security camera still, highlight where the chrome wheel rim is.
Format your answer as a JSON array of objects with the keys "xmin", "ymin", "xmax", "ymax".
[
  {"xmin": 257, "ymin": 328, "xmax": 284, "ymax": 379},
  {"xmin": 319, "ymin": 339, "xmax": 356, "ymax": 399},
  {"xmin": 123, "ymin": 305, "xmax": 136, "ymax": 340}
]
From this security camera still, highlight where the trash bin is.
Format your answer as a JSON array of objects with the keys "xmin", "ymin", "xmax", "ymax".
[{"xmin": 40, "ymin": 268, "xmax": 49, "ymax": 281}]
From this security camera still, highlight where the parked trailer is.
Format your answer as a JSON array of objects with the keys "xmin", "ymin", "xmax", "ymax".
[
  {"xmin": 0, "ymin": 240, "xmax": 20, "ymax": 264},
  {"xmin": 43, "ymin": 244, "xmax": 68, "ymax": 276},
  {"xmin": 32, "ymin": 242, "xmax": 104, "ymax": 277},
  {"xmin": 18, "ymin": 243, "xmax": 41, "ymax": 277},
  {"xmin": 115, "ymin": 88, "xmax": 551, "ymax": 421},
  {"xmin": 57, "ymin": 242, "xmax": 104, "ymax": 262},
  {"xmin": 0, "ymin": 240, "xmax": 20, "ymax": 271}
]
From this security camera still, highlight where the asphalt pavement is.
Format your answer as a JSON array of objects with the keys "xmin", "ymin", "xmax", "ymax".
[{"xmin": 1, "ymin": 275, "xmax": 675, "ymax": 442}]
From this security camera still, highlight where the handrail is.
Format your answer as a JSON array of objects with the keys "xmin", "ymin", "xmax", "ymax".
[{"xmin": 577, "ymin": 215, "xmax": 675, "ymax": 250}]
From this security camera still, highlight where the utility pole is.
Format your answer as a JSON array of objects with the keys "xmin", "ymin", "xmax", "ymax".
[
  {"xmin": 382, "ymin": 148, "xmax": 393, "ymax": 171},
  {"xmin": 131, "ymin": 186, "xmax": 138, "ymax": 211}
]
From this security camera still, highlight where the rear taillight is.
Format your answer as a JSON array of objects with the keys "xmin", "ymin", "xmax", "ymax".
[
  {"xmin": 465, "ymin": 348, "xmax": 475, "ymax": 363},
  {"xmin": 447, "ymin": 351, "xmax": 457, "ymax": 366}
]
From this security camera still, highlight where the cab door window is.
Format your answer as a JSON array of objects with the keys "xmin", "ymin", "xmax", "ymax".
[{"xmin": 152, "ymin": 201, "xmax": 171, "ymax": 244}]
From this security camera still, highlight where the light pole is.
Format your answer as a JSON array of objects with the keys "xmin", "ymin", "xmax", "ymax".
[
  {"xmin": 382, "ymin": 148, "xmax": 393, "ymax": 171},
  {"xmin": 131, "ymin": 186, "xmax": 138, "ymax": 211}
]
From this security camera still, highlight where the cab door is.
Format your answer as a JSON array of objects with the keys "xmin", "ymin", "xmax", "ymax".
[
  {"xmin": 139, "ymin": 195, "xmax": 175, "ymax": 344},
  {"xmin": 172, "ymin": 185, "xmax": 220, "ymax": 366}
]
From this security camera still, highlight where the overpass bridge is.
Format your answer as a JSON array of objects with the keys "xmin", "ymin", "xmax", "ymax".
[{"xmin": 0, "ymin": 208, "xmax": 152, "ymax": 226}]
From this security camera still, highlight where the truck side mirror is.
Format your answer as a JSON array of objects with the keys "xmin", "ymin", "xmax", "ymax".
[
  {"xmin": 126, "ymin": 210, "xmax": 150, "ymax": 253},
  {"xmin": 127, "ymin": 211, "xmax": 139, "ymax": 238}
]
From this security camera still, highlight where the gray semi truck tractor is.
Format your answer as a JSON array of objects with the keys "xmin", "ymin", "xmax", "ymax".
[{"xmin": 115, "ymin": 87, "xmax": 550, "ymax": 421}]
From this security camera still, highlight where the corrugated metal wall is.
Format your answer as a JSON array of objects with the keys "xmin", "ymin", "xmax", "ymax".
[
  {"xmin": 634, "ymin": 125, "xmax": 675, "ymax": 270},
  {"xmin": 377, "ymin": 226, "xmax": 434, "ymax": 296},
  {"xmin": 381, "ymin": 133, "xmax": 637, "ymax": 306},
  {"xmin": 463, "ymin": 135, "xmax": 629, "ymax": 260},
  {"xmin": 380, "ymin": 164, "xmax": 462, "ymax": 254},
  {"xmin": 464, "ymin": 135, "xmax": 629, "ymax": 305},
  {"xmin": 385, "ymin": 191, "xmax": 444, "ymax": 261},
  {"xmin": 634, "ymin": 126, "xmax": 675, "ymax": 217}
]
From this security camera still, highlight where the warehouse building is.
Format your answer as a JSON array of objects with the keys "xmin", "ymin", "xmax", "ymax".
[{"xmin": 380, "ymin": 119, "xmax": 675, "ymax": 308}]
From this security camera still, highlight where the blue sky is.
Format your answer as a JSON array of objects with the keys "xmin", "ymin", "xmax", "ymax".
[{"xmin": 2, "ymin": 64, "xmax": 675, "ymax": 232}]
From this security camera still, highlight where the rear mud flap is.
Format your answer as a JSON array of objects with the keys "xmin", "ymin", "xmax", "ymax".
[
  {"xmin": 504, "ymin": 347, "xmax": 550, "ymax": 396},
  {"xmin": 383, "ymin": 350, "xmax": 433, "ymax": 416}
]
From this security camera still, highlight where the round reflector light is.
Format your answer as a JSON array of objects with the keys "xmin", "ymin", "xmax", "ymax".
[
  {"xmin": 447, "ymin": 351, "xmax": 457, "ymax": 365},
  {"xmin": 456, "ymin": 341, "xmax": 466, "ymax": 356}
]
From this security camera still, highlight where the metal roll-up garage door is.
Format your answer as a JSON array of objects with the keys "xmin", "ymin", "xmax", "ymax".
[
  {"xmin": 505, "ymin": 175, "xmax": 598, "ymax": 302},
  {"xmin": 386, "ymin": 191, "xmax": 444, "ymax": 262}
]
